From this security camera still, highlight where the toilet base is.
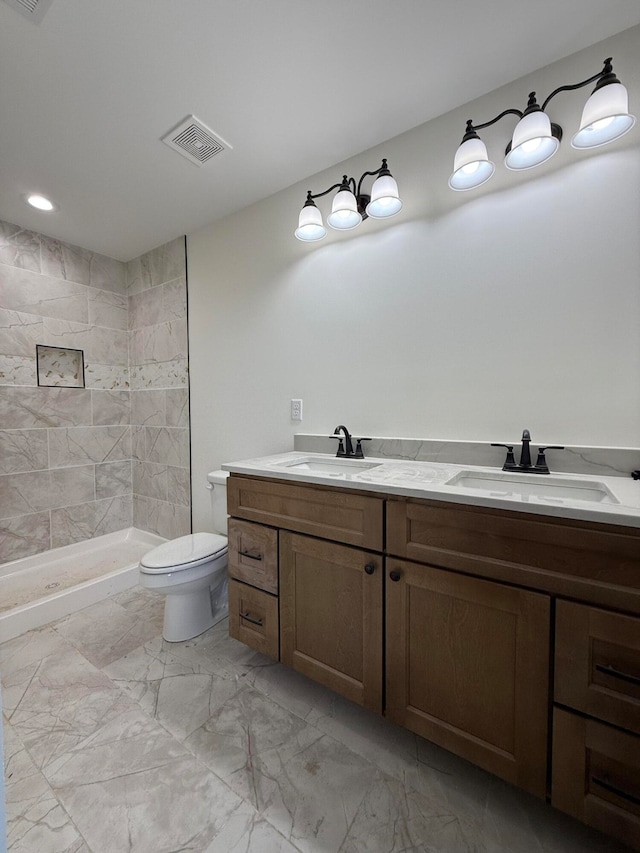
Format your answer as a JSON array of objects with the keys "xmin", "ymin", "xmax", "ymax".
[{"xmin": 162, "ymin": 588, "xmax": 220, "ymax": 642}]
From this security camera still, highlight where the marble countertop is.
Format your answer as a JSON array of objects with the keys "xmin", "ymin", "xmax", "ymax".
[{"xmin": 222, "ymin": 451, "xmax": 640, "ymax": 530}]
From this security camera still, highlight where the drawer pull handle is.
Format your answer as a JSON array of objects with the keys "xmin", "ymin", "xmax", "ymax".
[
  {"xmin": 592, "ymin": 775, "xmax": 640, "ymax": 807},
  {"xmin": 240, "ymin": 549, "xmax": 263, "ymax": 561},
  {"xmin": 364, "ymin": 563, "xmax": 376, "ymax": 575},
  {"xmin": 240, "ymin": 611, "xmax": 264, "ymax": 627},
  {"xmin": 595, "ymin": 663, "xmax": 640, "ymax": 687}
]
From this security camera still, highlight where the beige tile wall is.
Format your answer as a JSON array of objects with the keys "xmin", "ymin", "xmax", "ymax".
[{"xmin": 0, "ymin": 221, "xmax": 191, "ymax": 564}]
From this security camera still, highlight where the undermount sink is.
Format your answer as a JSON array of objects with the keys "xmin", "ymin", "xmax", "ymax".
[
  {"xmin": 445, "ymin": 470, "xmax": 618, "ymax": 505},
  {"xmin": 272, "ymin": 455, "xmax": 383, "ymax": 476}
]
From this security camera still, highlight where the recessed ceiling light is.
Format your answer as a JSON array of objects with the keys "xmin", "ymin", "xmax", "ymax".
[{"xmin": 26, "ymin": 194, "xmax": 55, "ymax": 211}]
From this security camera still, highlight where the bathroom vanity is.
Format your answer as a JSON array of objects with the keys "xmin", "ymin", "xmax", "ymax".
[{"xmin": 222, "ymin": 453, "xmax": 640, "ymax": 851}]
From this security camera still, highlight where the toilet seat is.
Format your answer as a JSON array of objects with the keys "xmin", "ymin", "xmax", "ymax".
[{"xmin": 140, "ymin": 532, "xmax": 227, "ymax": 574}]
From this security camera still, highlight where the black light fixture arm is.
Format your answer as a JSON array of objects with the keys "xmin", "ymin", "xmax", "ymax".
[
  {"xmin": 356, "ymin": 158, "xmax": 390, "ymax": 197},
  {"xmin": 466, "ymin": 110, "xmax": 523, "ymax": 136},
  {"xmin": 540, "ymin": 58, "xmax": 615, "ymax": 112}
]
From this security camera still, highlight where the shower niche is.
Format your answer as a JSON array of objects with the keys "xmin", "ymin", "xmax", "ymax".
[{"xmin": 36, "ymin": 345, "xmax": 85, "ymax": 388}]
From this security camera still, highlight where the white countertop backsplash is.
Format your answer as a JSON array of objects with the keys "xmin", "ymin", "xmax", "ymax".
[{"xmin": 222, "ymin": 436, "xmax": 640, "ymax": 530}]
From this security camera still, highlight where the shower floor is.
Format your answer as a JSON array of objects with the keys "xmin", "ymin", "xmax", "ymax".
[{"xmin": 0, "ymin": 527, "xmax": 164, "ymax": 643}]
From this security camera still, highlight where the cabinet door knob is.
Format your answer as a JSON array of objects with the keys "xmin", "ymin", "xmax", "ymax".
[
  {"xmin": 389, "ymin": 570, "xmax": 401, "ymax": 582},
  {"xmin": 364, "ymin": 563, "xmax": 376, "ymax": 575}
]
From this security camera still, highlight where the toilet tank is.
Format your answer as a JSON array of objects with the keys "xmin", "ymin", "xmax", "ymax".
[{"xmin": 207, "ymin": 470, "xmax": 230, "ymax": 535}]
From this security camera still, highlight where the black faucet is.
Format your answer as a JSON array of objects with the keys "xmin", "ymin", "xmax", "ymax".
[
  {"xmin": 331, "ymin": 425, "xmax": 371, "ymax": 459},
  {"xmin": 491, "ymin": 429, "xmax": 564, "ymax": 475}
]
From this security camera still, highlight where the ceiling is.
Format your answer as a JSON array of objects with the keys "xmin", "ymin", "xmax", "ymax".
[{"xmin": 2, "ymin": 0, "xmax": 640, "ymax": 261}]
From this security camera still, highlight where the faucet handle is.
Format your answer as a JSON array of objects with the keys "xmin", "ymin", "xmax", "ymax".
[
  {"xmin": 330, "ymin": 435, "xmax": 346, "ymax": 457},
  {"xmin": 491, "ymin": 443, "xmax": 517, "ymax": 471},
  {"xmin": 354, "ymin": 438, "xmax": 372, "ymax": 459},
  {"xmin": 534, "ymin": 445, "xmax": 564, "ymax": 474}
]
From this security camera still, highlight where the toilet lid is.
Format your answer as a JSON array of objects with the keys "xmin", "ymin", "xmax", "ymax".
[{"xmin": 140, "ymin": 532, "xmax": 227, "ymax": 571}]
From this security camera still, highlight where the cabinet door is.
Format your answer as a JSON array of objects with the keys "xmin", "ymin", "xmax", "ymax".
[
  {"xmin": 386, "ymin": 558, "xmax": 550, "ymax": 797},
  {"xmin": 280, "ymin": 531, "xmax": 382, "ymax": 713},
  {"xmin": 552, "ymin": 708, "xmax": 640, "ymax": 851}
]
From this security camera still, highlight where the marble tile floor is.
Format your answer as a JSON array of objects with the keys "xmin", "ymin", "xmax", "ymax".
[{"xmin": 1, "ymin": 587, "xmax": 630, "ymax": 853}]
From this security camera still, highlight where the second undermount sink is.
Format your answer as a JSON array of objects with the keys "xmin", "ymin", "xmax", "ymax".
[
  {"xmin": 445, "ymin": 470, "xmax": 618, "ymax": 504},
  {"xmin": 272, "ymin": 455, "xmax": 383, "ymax": 476}
]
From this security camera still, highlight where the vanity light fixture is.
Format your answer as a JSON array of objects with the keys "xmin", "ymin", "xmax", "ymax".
[
  {"xmin": 449, "ymin": 57, "xmax": 636, "ymax": 191},
  {"xmin": 295, "ymin": 158, "xmax": 402, "ymax": 242}
]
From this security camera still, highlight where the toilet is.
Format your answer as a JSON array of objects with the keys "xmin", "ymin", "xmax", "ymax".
[{"xmin": 138, "ymin": 470, "xmax": 229, "ymax": 642}]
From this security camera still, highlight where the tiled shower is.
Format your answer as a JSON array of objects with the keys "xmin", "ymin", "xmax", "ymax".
[{"xmin": 0, "ymin": 220, "xmax": 191, "ymax": 566}]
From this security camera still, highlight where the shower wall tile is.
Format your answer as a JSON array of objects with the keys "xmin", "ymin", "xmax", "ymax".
[
  {"xmin": 131, "ymin": 389, "xmax": 165, "ymax": 426},
  {"xmin": 131, "ymin": 425, "xmax": 146, "ymax": 462},
  {"xmin": 96, "ymin": 460, "xmax": 132, "ymax": 499},
  {"xmin": 0, "ymin": 511, "xmax": 50, "ymax": 563},
  {"xmin": 0, "ymin": 467, "xmax": 95, "ymax": 519},
  {"xmin": 165, "ymin": 388, "xmax": 189, "ymax": 427},
  {"xmin": 133, "ymin": 460, "xmax": 167, "ymax": 502},
  {"xmin": 0, "ymin": 429, "xmax": 49, "ymax": 475},
  {"xmin": 126, "ymin": 254, "xmax": 152, "ymax": 296},
  {"xmin": 133, "ymin": 494, "xmax": 189, "ymax": 540},
  {"xmin": 42, "ymin": 318, "xmax": 129, "ymax": 367},
  {"xmin": 49, "ymin": 425, "xmax": 131, "ymax": 467},
  {"xmin": 149, "ymin": 237, "xmax": 185, "ymax": 286},
  {"xmin": 92, "ymin": 389, "xmax": 131, "ymax": 426},
  {"xmin": 128, "ymin": 287, "xmax": 163, "ymax": 329},
  {"xmin": 167, "ymin": 466, "xmax": 190, "ymax": 507},
  {"xmin": 0, "ymin": 222, "xmax": 41, "ymax": 272},
  {"xmin": 0, "ymin": 355, "xmax": 37, "ymax": 386},
  {"xmin": 41, "ymin": 236, "xmax": 93, "ymax": 285},
  {"xmin": 84, "ymin": 362, "xmax": 130, "ymax": 390},
  {"xmin": 145, "ymin": 426, "xmax": 189, "ymax": 468},
  {"xmin": 0, "ymin": 309, "xmax": 43, "ymax": 358},
  {"xmin": 0, "ymin": 386, "xmax": 92, "ymax": 428},
  {"xmin": 0, "ymin": 265, "xmax": 89, "ymax": 323},
  {"xmin": 130, "ymin": 358, "xmax": 188, "ymax": 390},
  {"xmin": 88, "ymin": 253, "xmax": 127, "ymax": 294},
  {"xmin": 88, "ymin": 289, "xmax": 128, "ymax": 330},
  {"xmin": 162, "ymin": 277, "xmax": 187, "ymax": 320},
  {"xmin": 51, "ymin": 494, "xmax": 133, "ymax": 548}
]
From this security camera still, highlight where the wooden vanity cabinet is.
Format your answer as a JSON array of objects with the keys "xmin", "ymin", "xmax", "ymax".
[{"xmin": 385, "ymin": 557, "xmax": 550, "ymax": 797}]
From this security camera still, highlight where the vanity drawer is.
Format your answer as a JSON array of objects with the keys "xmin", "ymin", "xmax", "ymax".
[
  {"xmin": 227, "ymin": 476, "xmax": 383, "ymax": 550},
  {"xmin": 552, "ymin": 708, "xmax": 640, "ymax": 851},
  {"xmin": 228, "ymin": 519, "xmax": 278, "ymax": 594},
  {"xmin": 555, "ymin": 600, "xmax": 640, "ymax": 735},
  {"xmin": 229, "ymin": 580, "xmax": 279, "ymax": 660}
]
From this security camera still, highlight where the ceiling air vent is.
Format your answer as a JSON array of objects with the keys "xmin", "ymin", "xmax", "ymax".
[
  {"xmin": 161, "ymin": 116, "xmax": 232, "ymax": 167},
  {"xmin": 2, "ymin": 0, "xmax": 54, "ymax": 23}
]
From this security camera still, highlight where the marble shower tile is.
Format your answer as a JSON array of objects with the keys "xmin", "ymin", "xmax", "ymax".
[
  {"xmin": 0, "ymin": 307, "xmax": 43, "ymax": 357},
  {"xmin": 48, "ymin": 425, "xmax": 131, "ymax": 467},
  {"xmin": 95, "ymin": 459, "xmax": 132, "ymax": 499},
  {"xmin": 88, "ymin": 252, "xmax": 126, "ymax": 294},
  {"xmin": 140, "ymin": 318, "xmax": 188, "ymax": 364},
  {"xmin": 126, "ymin": 253, "xmax": 152, "ymax": 296},
  {"xmin": 148, "ymin": 236, "xmax": 185, "ymax": 286},
  {"xmin": 53, "ymin": 596, "xmax": 163, "ymax": 669},
  {"xmin": 145, "ymin": 426, "xmax": 189, "ymax": 467},
  {"xmin": 130, "ymin": 388, "xmax": 165, "ymax": 425},
  {"xmin": 91, "ymin": 388, "xmax": 130, "ymax": 425},
  {"xmin": 0, "ymin": 428, "xmax": 49, "ymax": 474},
  {"xmin": 131, "ymin": 424, "xmax": 146, "ymax": 461},
  {"xmin": 0, "ymin": 466, "xmax": 95, "ymax": 519},
  {"xmin": 104, "ymin": 636, "xmax": 244, "ymax": 742},
  {"xmin": 165, "ymin": 386, "xmax": 189, "ymax": 427},
  {"xmin": 87, "ymin": 287, "xmax": 128, "ymax": 330},
  {"xmin": 137, "ymin": 495, "xmax": 190, "ymax": 539},
  {"xmin": 0, "ymin": 222, "xmax": 41, "ymax": 272},
  {"xmin": 133, "ymin": 460, "xmax": 168, "ymax": 501},
  {"xmin": 167, "ymin": 465, "xmax": 190, "ymax": 506},
  {"xmin": 44, "ymin": 707, "xmax": 245, "ymax": 853},
  {"xmin": 128, "ymin": 286, "xmax": 163, "ymax": 329},
  {"xmin": 43, "ymin": 317, "xmax": 129, "ymax": 367},
  {"xmin": 162, "ymin": 276, "xmax": 187, "ymax": 320},
  {"xmin": 0, "ymin": 511, "xmax": 50, "ymax": 564},
  {"xmin": 0, "ymin": 386, "xmax": 91, "ymax": 428},
  {"xmin": 50, "ymin": 494, "xmax": 132, "ymax": 548},
  {"xmin": 0, "ymin": 354, "xmax": 37, "ymax": 385},
  {"xmin": 0, "ymin": 264, "xmax": 89, "ymax": 323},
  {"xmin": 40, "ymin": 236, "xmax": 92, "ymax": 285},
  {"xmin": 3, "ymin": 720, "xmax": 89, "ymax": 853},
  {"xmin": 130, "ymin": 357, "xmax": 189, "ymax": 390},
  {"xmin": 83, "ymin": 361, "xmax": 129, "ymax": 389}
]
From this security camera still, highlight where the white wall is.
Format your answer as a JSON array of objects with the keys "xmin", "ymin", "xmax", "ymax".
[{"xmin": 188, "ymin": 26, "xmax": 640, "ymax": 531}]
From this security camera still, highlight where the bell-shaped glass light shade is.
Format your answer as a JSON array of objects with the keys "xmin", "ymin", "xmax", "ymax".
[
  {"xmin": 294, "ymin": 203, "xmax": 326, "ymax": 242},
  {"xmin": 449, "ymin": 137, "xmax": 495, "ymax": 191},
  {"xmin": 365, "ymin": 174, "xmax": 403, "ymax": 218},
  {"xmin": 571, "ymin": 82, "xmax": 636, "ymax": 149},
  {"xmin": 327, "ymin": 189, "xmax": 362, "ymax": 230},
  {"xmin": 505, "ymin": 110, "xmax": 559, "ymax": 170}
]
